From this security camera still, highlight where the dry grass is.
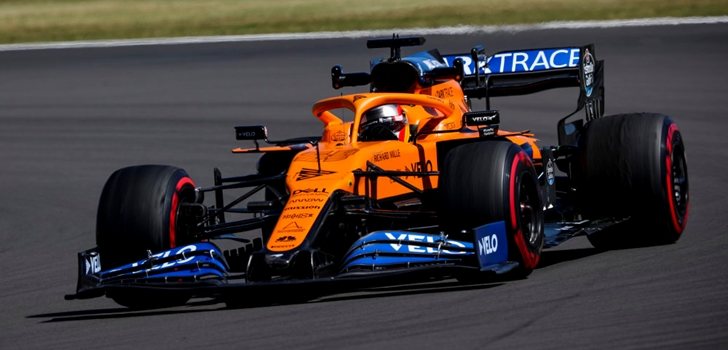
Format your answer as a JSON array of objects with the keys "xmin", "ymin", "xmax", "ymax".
[{"xmin": 0, "ymin": 0, "xmax": 726, "ymax": 43}]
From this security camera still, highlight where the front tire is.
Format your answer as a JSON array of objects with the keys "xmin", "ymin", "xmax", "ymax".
[
  {"xmin": 440, "ymin": 141, "xmax": 544, "ymax": 277},
  {"xmin": 96, "ymin": 165, "xmax": 196, "ymax": 308}
]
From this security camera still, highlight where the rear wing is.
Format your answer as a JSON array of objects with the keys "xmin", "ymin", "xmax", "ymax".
[{"xmin": 443, "ymin": 45, "xmax": 604, "ymax": 146}]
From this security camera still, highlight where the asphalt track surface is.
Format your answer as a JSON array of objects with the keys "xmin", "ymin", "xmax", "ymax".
[{"xmin": 1, "ymin": 23, "xmax": 727, "ymax": 349}]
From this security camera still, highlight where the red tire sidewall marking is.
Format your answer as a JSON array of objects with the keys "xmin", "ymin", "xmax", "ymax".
[
  {"xmin": 665, "ymin": 123, "xmax": 688, "ymax": 234},
  {"xmin": 169, "ymin": 177, "xmax": 196, "ymax": 248},
  {"xmin": 509, "ymin": 151, "xmax": 539, "ymax": 269}
]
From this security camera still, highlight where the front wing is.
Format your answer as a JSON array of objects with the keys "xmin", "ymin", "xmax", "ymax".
[{"xmin": 66, "ymin": 222, "xmax": 516, "ymax": 302}]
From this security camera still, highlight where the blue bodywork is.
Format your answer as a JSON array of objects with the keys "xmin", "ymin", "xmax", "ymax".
[
  {"xmin": 78, "ymin": 243, "xmax": 228, "ymax": 292},
  {"xmin": 381, "ymin": 47, "xmax": 582, "ymax": 77},
  {"xmin": 473, "ymin": 221, "xmax": 510, "ymax": 271},
  {"xmin": 72, "ymin": 224, "xmax": 516, "ymax": 299},
  {"xmin": 442, "ymin": 47, "xmax": 580, "ymax": 75},
  {"xmin": 369, "ymin": 46, "xmax": 582, "ymax": 78},
  {"xmin": 371, "ymin": 50, "xmax": 448, "ymax": 75},
  {"xmin": 340, "ymin": 230, "xmax": 474, "ymax": 272}
]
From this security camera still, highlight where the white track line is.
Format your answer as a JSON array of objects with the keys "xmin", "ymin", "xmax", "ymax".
[{"xmin": 1, "ymin": 16, "xmax": 727, "ymax": 52}]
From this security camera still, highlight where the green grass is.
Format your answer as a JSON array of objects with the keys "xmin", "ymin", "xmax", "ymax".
[{"xmin": 0, "ymin": 0, "xmax": 727, "ymax": 44}]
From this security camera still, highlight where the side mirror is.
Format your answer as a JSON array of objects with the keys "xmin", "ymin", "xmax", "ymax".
[
  {"xmin": 463, "ymin": 110, "xmax": 500, "ymax": 126},
  {"xmin": 331, "ymin": 65, "xmax": 371, "ymax": 89},
  {"xmin": 235, "ymin": 125, "xmax": 268, "ymax": 141}
]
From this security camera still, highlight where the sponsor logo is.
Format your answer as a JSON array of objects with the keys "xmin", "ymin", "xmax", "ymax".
[
  {"xmin": 275, "ymin": 235, "xmax": 296, "ymax": 242},
  {"xmin": 281, "ymin": 213, "xmax": 314, "ymax": 220},
  {"xmin": 296, "ymin": 168, "xmax": 335, "ymax": 181},
  {"xmin": 446, "ymin": 48, "xmax": 580, "ymax": 75},
  {"xmin": 131, "ymin": 245, "xmax": 198, "ymax": 270},
  {"xmin": 405, "ymin": 160, "xmax": 433, "ymax": 173},
  {"xmin": 419, "ymin": 58, "xmax": 445, "ymax": 70},
  {"xmin": 480, "ymin": 127, "xmax": 496, "ymax": 137},
  {"xmin": 292, "ymin": 188, "xmax": 329, "ymax": 196},
  {"xmin": 289, "ymin": 197, "xmax": 325, "ymax": 203},
  {"xmin": 372, "ymin": 149, "xmax": 401, "ymax": 163},
  {"xmin": 582, "ymin": 48, "xmax": 595, "ymax": 97},
  {"xmin": 332, "ymin": 131, "xmax": 346, "ymax": 142},
  {"xmin": 546, "ymin": 159, "xmax": 555, "ymax": 186},
  {"xmin": 280, "ymin": 221, "xmax": 305, "ymax": 233},
  {"xmin": 235, "ymin": 126, "xmax": 267, "ymax": 140},
  {"xmin": 478, "ymin": 234, "xmax": 499, "ymax": 256},
  {"xmin": 447, "ymin": 55, "xmax": 487, "ymax": 75},
  {"xmin": 490, "ymin": 49, "xmax": 579, "ymax": 73},
  {"xmin": 284, "ymin": 205, "xmax": 322, "ymax": 211},
  {"xmin": 271, "ymin": 244, "xmax": 295, "ymax": 249},
  {"xmin": 474, "ymin": 221, "xmax": 508, "ymax": 268},
  {"xmin": 84, "ymin": 253, "xmax": 101, "ymax": 275},
  {"xmin": 470, "ymin": 115, "xmax": 497, "ymax": 123},
  {"xmin": 435, "ymin": 86, "xmax": 455, "ymax": 99},
  {"xmin": 383, "ymin": 232, "xmax": 467, "ymax": 255}
]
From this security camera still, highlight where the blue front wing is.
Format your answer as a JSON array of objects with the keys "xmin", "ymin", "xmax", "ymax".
[{"xmin": 70, "ymin": 222, "xmax": 514, "ymax": 299}]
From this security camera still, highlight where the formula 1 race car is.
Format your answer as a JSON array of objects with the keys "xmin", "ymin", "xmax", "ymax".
[{"xmin": 67, "ymin": 35, "xmax": 689, "ymax": 308}]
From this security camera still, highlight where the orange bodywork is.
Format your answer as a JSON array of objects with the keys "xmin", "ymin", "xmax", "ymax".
[{"xmin": 234, "ymin": 79, "xmax": 541, "ymax": 252}]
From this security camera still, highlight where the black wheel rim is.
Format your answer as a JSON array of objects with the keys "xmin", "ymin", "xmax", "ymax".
[
  {"xmin": 671, "ymin": 139, "xmax": 689, "ymax": 221},
  {"xmin": 519, "ymin": 175, "xmax": 541, "ymax": 246}
]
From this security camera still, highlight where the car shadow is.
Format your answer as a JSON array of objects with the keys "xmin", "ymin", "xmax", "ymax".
[
  {"xmin": 27, "ymin": 298, "xmax": 225, "ymax": 323},
  {"xmin": 312, "ymin": 280, "xmax": 504, "ymax": 304},
  {"xmin": 537, "ymin": 247, "xmax": 601, "ymax": 269},
  {"xmin": 29, "ymin": 280, "xmax": 503, "ymax": 322}
]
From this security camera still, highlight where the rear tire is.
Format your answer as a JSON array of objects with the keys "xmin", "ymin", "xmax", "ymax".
[
  {"xmin": 96, "ymin": 165, "xmax": 196, "ymax": 308},
  {"xmin": 579, "ymin": 114, "xmax": 689, "ymax": 249},
  {"xmin": 440, "ymin": 141, "xmax": 544, "ymax": 278}
]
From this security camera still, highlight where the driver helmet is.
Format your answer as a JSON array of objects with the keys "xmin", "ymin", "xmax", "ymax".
[{"xmin": 359, "ymin": 104, "xmax": 407, "ymax": 141}]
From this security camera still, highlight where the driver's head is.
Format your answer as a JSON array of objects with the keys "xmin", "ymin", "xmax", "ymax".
[{"xmin": 359, "ymin": 104, "xmax": 407, "ymax": 141}]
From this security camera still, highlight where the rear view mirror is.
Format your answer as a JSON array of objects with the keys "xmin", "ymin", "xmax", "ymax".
[
  {"xmin": 235, "ymin": 125, "xmax": 268, "ymax": 141},
  {"xmin": 463, "ymin": 110, "xmax": 500, "ymax": 126}
]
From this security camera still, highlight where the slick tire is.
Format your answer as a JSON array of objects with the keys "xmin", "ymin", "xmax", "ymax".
[
  {"xmin": 440, "ymin": 141, "xmax": 544, "ymax": 278},
  {"xmin": 579, "ymin": 113, "xmax": 689, "ymax": 249},
  {"xmin": 96, "ymin": 165, "xmax": 196, "ymax": 308}
]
